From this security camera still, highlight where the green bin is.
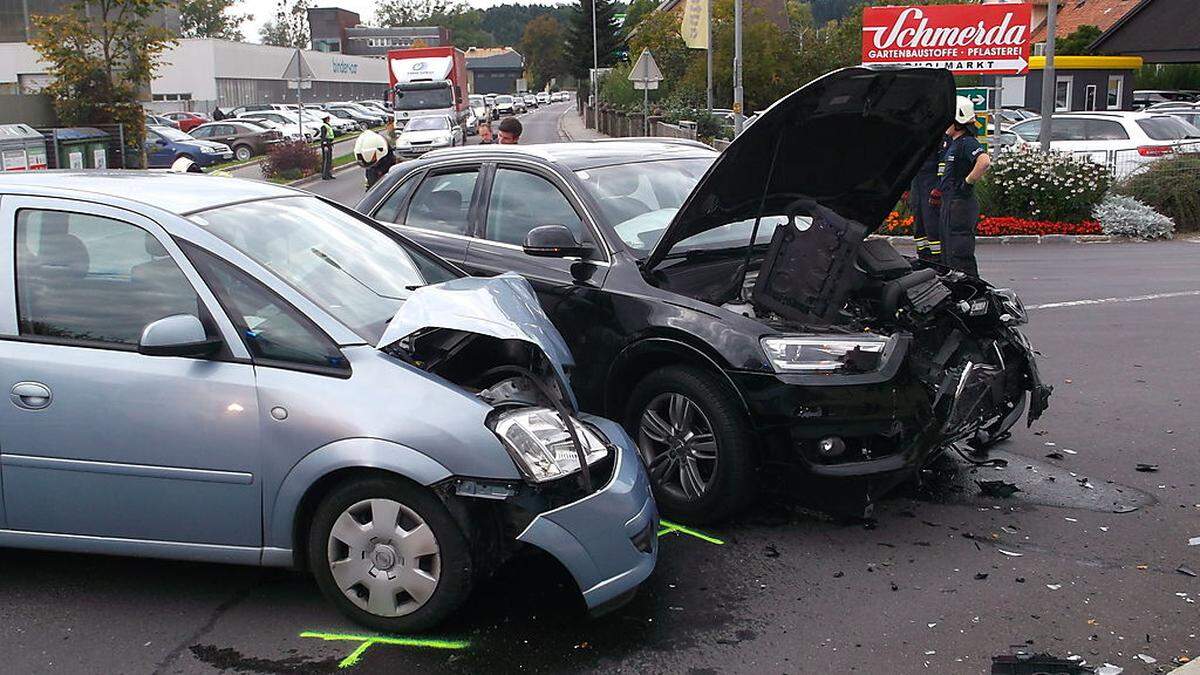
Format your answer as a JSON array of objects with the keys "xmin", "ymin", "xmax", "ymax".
[{"xmin": 53, "ymin": 127, "xmax": 111, "ymax": 169}]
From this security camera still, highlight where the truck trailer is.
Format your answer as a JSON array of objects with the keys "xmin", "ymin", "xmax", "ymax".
[{"xmin": 386, "ymin": 46, "xmax": 468, "ymax": 134}]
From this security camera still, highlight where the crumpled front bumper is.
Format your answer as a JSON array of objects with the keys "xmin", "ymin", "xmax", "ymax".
[{"xmin": 515, "ymin": 416, "xmax": 658, "ymax": 610}]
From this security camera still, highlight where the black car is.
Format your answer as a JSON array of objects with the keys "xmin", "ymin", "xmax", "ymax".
[{"xmin": 356, "ymin": 67, "xmax": 1051, "ymax": 522}]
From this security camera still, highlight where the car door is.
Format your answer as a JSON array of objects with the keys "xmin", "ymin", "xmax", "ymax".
[
  {"xmin": 0, "ymin": 196, "xmax": 262, "ymax": 547},
  {"xmin": 377, "ymin": 164, "xmax": 484, "ymax": 264},
  {"xmin": 462, "ymin": 164, "xmax": 613, "ymax": 398},
  {"xmin": 144, "ymin": 129, "xmax": 174, "ymax": 168},
  {"xmin": 207, "ymin": 124, "xmax": 237, "ymax": 147}
]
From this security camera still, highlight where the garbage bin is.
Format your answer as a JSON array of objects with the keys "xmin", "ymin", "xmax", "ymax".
[
  {"xmin": 0, "ymin": 124, "xmax": 49, "ymax": 171},
  {"xmin": 52, "ymin": 127, "xmax": 111, "ymax": 169}
]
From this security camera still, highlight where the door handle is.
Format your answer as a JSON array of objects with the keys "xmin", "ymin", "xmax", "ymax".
[{"xmin": 11, "ymin": 381, "xmax": 52, "ymax": 410}]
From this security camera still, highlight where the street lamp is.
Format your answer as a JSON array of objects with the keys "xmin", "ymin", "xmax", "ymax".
[{"xmin": 592, "ymin": 0, "xmax": 599, "ymax": 123}]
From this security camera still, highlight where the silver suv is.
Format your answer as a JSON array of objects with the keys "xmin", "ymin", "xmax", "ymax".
[{"xmin": 0, "ymin": 172, "xmax": 657, "ymax": 631}]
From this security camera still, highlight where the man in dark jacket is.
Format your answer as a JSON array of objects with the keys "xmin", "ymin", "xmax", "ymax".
[{"xmin": 354, "ymin": 130, "xmax": 396, "ymax": 190}]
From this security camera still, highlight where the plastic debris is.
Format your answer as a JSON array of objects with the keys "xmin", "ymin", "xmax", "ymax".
[
  {"xmin": 1061, "ymin": 448, "xmax": 1078, "ymax": 455},
  {"xmin": 999, "ymin": 549, "xmax": 1024, "ymax": 557},
  {"xmin": 1045, "ymin": 451, "xmax": 1065, "ymax": 460},
  {"xmin": 1189, "ymin": 537, "xmax": 1200, "ymax": 546},
  {"xmin": 977, "ymin": 480, "xmax": 1021, "ymax": 498},
  {"xmin": 1177, "ymin": 564, "xmax": 1197, "ymax": 578},
  {"xmin": 1135, "ymin": 654, "xmax": 1156, "ymax": 664},
  {"xmin": 1135, "ymin": 463, "xmax": 1159, "ymax": 473},
  {"xmin": 1046, "ymin": 584, "xmax": 1062, "ymax": 590},
  {"xmin": 1096, "ymin": 664, "xmax": 1124, "ymax": 675},
  {"xmin": 975, "ymin": 572, "xmax": 989, "ymax": 580},
  {"xmin": 764, "ymin": 544, "xmax": 780, "ymax": 558}
]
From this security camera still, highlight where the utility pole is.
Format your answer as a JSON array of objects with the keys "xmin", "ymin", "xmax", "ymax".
[
  {"xmin": 706, "ymin": 0, "xmax": 713, "ymax": 113},
  {"xmin": 294, "ymin": 47, "xmax": 303, "ymax": 117},
  {"xmin": 1038, "ymin": 0, "xmax": 1058, "ymax": 152},
  {"xmin": 733, "ymin": 0, "xmax": 744, "ymax": 135}
]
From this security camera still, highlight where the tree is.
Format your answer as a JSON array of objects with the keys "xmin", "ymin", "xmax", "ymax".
[
  {"xmin": 621, "ymin": 0, "xmax": 656, "ymax": 36},
  {"xmin": 484, "ymin": 3, "xmax": 574, "ymax": 46},
  {"xmin": 565, "ymin": 0, "xmax": 622, "ymax": 83},
  {"xmin": 1057, "ymin": 24, "xmax": 1102, "ymax": 56},
  {"xmin": 374, "ymin": 0, "xmax": 496, "ymax": 48},
  {"xmin": 29, "ymin": 0, "xmax": 176, "ymax": 163},
  {"xmin": 521, "ymin": 15, "xmax": 568, "ymax": 90},
  {"xmin": 179, "ymin": 0, "xmax": 251, "ymax": 40},
  {"xmin": 259, "ymin": 0, "xmax": 310, "ymax": 48}
]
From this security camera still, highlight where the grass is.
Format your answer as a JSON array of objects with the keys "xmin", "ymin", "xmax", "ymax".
[{"xmin": 207, "ymin": 126, "xmax": 386, "ymax": 173}]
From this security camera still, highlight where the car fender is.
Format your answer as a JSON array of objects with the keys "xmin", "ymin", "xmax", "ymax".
[
  {"xmin": 605, "ymin": 334, "xmax": 749, "ymax": 420},
  {"xmin": 265, "ymin": 437, "xmax": 453, "ymax": 553}
]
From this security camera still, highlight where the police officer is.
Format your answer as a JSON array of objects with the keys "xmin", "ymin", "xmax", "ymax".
[
  {"xmin": 932, "ymin": 96, "xmax": 991, "ymax": 276},
  {"xmin": 355, "ymin": 130, "xmax": 395, "ymax": 191},
  {"xmin": 319, "ymin": 113, "xmax": 335, "ymax": 180},
  {"xmin": 909, "ymin": 134, "xmax": 948, "ymax": 261}
]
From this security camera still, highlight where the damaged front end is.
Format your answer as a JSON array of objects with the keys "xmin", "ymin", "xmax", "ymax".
[{"xmin": 379, "ymin": 274, "xmax": 658, "ymax": 610}]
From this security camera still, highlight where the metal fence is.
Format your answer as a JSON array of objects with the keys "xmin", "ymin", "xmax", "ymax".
[{"xmin": 1071, "ymin": 140, "xmax": 1200, "ymax": 182}]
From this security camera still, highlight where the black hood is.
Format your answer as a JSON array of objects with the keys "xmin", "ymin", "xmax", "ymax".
[{"xmin": 644, "ymin": 66, "xmax": 955, "ymax": 270}]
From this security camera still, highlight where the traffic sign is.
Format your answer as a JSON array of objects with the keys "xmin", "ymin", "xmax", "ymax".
[
  {"xmin": 282, "ymin": 50, "xmax": 315, "ymax": 80},
  {"xmin": 862, "ymin": 3, "xmax": 1032, "ymax": 76},
  {"xmin": 628, "ymin": 49, "xmax": 664, "ymax": 84}
]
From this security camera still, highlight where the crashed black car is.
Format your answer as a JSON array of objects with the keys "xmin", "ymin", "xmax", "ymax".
[{"xmin": 357, "ymin": 66, "xmax": 1051, "ymax": 522}]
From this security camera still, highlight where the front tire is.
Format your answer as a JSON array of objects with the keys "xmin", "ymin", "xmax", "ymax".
[
  {"xmin": 233, "ymin": 144, "xmax": 252, "ymax": 162},
  {"xmin": 626, "ymin": 365, "xmax": 757, "ymax": 523},
  {"xmin": 308, "ymin": 476, "xmax": 473, "ymax": 632}
]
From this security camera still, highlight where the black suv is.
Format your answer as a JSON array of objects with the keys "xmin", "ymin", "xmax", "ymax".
[{"xmin": 357, "ymin": 67, "xmax": 1051, "ymax": 522}]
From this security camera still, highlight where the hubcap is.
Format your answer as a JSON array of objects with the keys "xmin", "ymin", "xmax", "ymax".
[
  {"xmin": 326, "ymin": 498, "xmax": 441, "ymax": 618},
  {"xmin": 637, "ymin": 392, "xmax": 718, "ymax": 502}
]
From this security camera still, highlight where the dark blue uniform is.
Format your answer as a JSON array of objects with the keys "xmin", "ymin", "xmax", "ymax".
[
  {"xmin": 909, "ymin": 136, "xmax": 948, "ymax": 260},
  {"xmin": 937, "ymin": 133, "xmax": 985, "ymax": 276}
]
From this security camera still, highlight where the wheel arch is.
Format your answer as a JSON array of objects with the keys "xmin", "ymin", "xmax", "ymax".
[
  {"xmin": 267, "ymin": 438, "xmax": 454, "ymax": 568},
  {"xmin": 604, "ymin": 335, "xmax": 750, "ymax": 422}
]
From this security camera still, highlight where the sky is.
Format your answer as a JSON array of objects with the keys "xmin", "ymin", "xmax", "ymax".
[{"xmin": 235, "ymin": 0, "xmax": 564, "ymax": 44}]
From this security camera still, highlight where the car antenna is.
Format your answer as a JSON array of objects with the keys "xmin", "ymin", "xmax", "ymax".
[{"xmin": 736, "ymin": 131, "xmax": 785, "ymax": 295}]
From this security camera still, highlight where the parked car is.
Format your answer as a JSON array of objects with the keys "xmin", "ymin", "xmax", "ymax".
[
  {"xmin": 1009, "ymin": 111, "xmax": 1200, "ymax": 178},
  {"xmin": 161, "ymin": 111, "xmax": 210, "ymax": 132},
  {"xmin": 189, "ymin": 121, "xmax": 282, "ymax": 161},
  {"xmin": 358, "ymin": 99, "xmax": 391, "ymax": 115},
  {"xmin": 1164, "ymin": 108, "xmax": 1200, "ymax": 130},
  {"xmin": 0, "ymin": 171, "xmax": 657, "ymax": 631},
  {"xmin": 235, "ymin": 113, "xmax": 311, "ymax": 142},
  {"xmin": 143, "ymin": 124, "xmax": 232, "ymax": 168},
  {"xmin": 1133, "ymin": 89, "xmax": 1200, "ymax": 109},
  {"xmin": 323, "ymin": 106, "xmax": 371, "ymax": 131},
  {"xmin": 537, "ymin": 92, "xmax": 550, "ymax": 105},
  {"xmin": 228, "ymin": 104, "xmax": 274, "ymax": 117},
  {"xmin": 145, "ymin": 114, "xmax": 180, "ymax": 130},
  {"xmin": 394, "ymin": 115, "xmax": 463, "ymax": 156},
  {"xmin": 299, "ymin": 109, "xmax": 358, "ymax": 135},
  {"xmin": 328, "ymin": 102, "xmax": 388, "ymax": 127},
  {"xmin": 493, "ymin": 94, "xmax": 516, "ymax": 118},
  {"xmin": 357, "ymin": 66, "xmax": 1050, "ymax": 522}
]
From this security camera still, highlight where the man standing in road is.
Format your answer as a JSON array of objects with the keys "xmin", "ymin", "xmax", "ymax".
[
  {"xmin": 498, "ymin": 116, "xmax": 522, "ymax": 144},
  {"xmin": 931, "ymin": 96, "xmax": 991, "ymax": 276},
  {"xmin": 908, "ymin": 134, "xmax": 948, "ymax": 261},
  {"xmin": 354, "ymin": 130, "xmax": 395, "ymax": 191},
  {"xmin": 320, "ymin": 114, "xmax": 335, "ymax": 180}
]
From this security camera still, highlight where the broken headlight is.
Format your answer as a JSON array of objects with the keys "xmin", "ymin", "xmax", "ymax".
[
  {"xmin": 492, "ymin": 408, "xmax": 609, "ymax": 483},
  {"xmin": 761, "ymin": 335, "xmax": 892, "ymax": 373},
  {"xmin": 992, "ymin": 288, "xmax": 1028, "ymax": 325}
]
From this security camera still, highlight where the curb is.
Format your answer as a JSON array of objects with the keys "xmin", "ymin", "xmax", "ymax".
[
  {"xmin": 877, "ymin": 234, "xmax": 1127, "ymax": 245},
  {"xmin": 287, "ymin": 161, "xmax": 358, "ymax": 188}
]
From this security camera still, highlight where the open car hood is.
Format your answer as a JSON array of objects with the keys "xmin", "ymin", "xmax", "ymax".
[
  {"xmin": 377, "ymin": 273, "xmax": 575, "ymax": 391},
  {"xmin": 644, "ymin": 66, "xmax": 954, "ymax": 271}
]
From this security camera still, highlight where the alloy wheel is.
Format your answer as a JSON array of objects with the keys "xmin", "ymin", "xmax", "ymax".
[
  {"xmin": 235, "ymin": 146, "xmax": 251, "ymax": 161},
  {"xmin": 637, "ymin": 392, "xmax": 719, "ymax": 501},
  {"xmin": 326, "ymin": 498, "xmax": 441, "ymax": 618}
]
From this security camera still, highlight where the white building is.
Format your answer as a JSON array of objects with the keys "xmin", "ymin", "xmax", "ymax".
[{"xmin": 0, "ymin": 38, "xmax": 390, "ymax": 114}]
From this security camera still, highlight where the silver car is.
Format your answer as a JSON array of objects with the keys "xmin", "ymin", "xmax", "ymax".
[{"xmin": 0, "ymin": 172, "xmax": 658, "ymax": 631}]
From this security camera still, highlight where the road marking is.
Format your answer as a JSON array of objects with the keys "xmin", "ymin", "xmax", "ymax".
[
  {"xmin": 299, "ymin": 631, "xmax": 469, "ymax": 669},
  {"xmin": 658, "ymin": 519, "xmax": 725, "ymax": 545},
  {"xmin": 1026, "ymin": 290, "xmax": 1200, "ymax": 310}
]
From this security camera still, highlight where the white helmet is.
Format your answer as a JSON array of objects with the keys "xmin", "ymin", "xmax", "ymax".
[
  {"xmin": 169, "ymin": 156, "xmax": 202, "ymax": 173},
  {"xmin": 954, "ymin": 95, "xmax": 976, "ymax": 125},
  {"xmin": 354, "ymin": 130, "xmax": 389, "ymax": 166}
]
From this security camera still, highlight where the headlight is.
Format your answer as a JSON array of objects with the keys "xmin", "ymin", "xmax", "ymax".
[
  {"xmin": 761, "ymin": 334, "xmax": 892, "ymax": 373},
  {"xmin": 492, "ymin": 408, "xmax": 608, "ymax": 483},
  {"xmin": 993, "ymin": 288, "xmax": 1028, "ymax": 325}
]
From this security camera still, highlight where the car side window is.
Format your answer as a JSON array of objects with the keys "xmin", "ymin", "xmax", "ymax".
[
  {"xmin": 1053, "ymin": 119, "xmax": 1087, "ymax": 141},
  {"xmin": 184, "ymin": 244, "xmax": 350, "ymax": 375},
  {"xmin": 1085, "ymin": 120, "xmax": 1130, "ymax": 141},
  {"xmin": 373, "ymin": 173, "xmax": 419, "ymax": 224},
  {"xmin": 192, "ymin": 126, "xmax": 212, "ymax": 138},
  {"xmin": 485, "ymin": 168, "xmax": 586, "ymax": 246},
  {"xmin": 14, "ymin": 209, "xmax": 205, "ymax": 348},
  {"xmin": 1012, "ymin": 121, "xmax": 1040, "ymax": 141},
  {"xmin": 404, "ymin": 170, "xmax": 479, "ymax": 236}
]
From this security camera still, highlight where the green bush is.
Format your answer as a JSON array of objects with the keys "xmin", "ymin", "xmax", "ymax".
[
  {"xmin": 1115, "ymin": 154, "xmax": 1200, "ymax": 232},
  {"xmin": 260, "ymin": 140, "xmax": 319, "ymax": 181},
  {"xmin": 978, "ymin": 146, "xmax": 1110, "ymax": 223}
]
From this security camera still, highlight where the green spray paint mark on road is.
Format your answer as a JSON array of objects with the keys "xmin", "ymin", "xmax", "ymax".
[
  {"xmin": 657, "ymin": 518, "xmax": 725, "ymax": 545},
  {"xmin": 299, "ymin": 631, "xmax": 469, "ymax": 669}
]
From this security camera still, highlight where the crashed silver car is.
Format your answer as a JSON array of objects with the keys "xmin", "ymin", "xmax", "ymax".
[{"xmin": 0, "ymin": 173, "xmax": 657, "ymax": 631}]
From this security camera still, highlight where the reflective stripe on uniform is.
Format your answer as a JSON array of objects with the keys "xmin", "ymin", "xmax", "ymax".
[
  {"xmin": 915, "ymin": 236, "xmax": 928, "ymax": 250},
  {"xmin": 928, "ymin": 240, "xmax": 942, "ymax": 255}
]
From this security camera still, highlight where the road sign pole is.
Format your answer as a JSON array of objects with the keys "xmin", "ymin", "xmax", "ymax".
[
  {"xmin": 295, "ymin": 47, "xmax": 302, "ymax": 116},
  {"xmin": 1039, "ymin": 0, "xmax": 1058, "ymax": 153},
  {"xmin": 733, "ymin": 0, "xmax": 743, "ymax": 135},
  {"xmin": 706, "ymin": 0, "xmax": 713, "ymax": 113},
  {"xmin": 592, "ymin": 0, "xmax": 599, "ymax": 123}
]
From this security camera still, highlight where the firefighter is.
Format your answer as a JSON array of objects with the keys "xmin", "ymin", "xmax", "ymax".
[
  {"xmin": 355, "ymin": 130, "xmax": 395, "ymax": 191},
  {"xmin": 909, "ymin": 133, "xmax": 948, "ymax": 261},
  {"xmin": 932, "ymin": 96, "xmax": 991, "ymax": 277},
  {"xmin": 319, "ymin": 113, "xmax": 335, "ymax": 180}
]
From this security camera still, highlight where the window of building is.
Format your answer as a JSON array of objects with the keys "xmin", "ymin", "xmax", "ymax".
[
  {"xmin": 1107, "ymin": 75, "xmax": 1123, "ymax": 110},
  {"xmin": 1084, "ymin": 84, "xmax": 1098, "ymax": 111},
  {"xmin": 1055, "ymin": 76, "xmax": 1072, "ymax": 112}
]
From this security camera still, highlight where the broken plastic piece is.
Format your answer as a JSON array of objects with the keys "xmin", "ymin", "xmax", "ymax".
[
  {"xmin": 1177, "ymin": 564, "xmax": 1197, "ymax": 578},
  {"xmin": 1135, "ymin": 463, "xmax": 1159, "ymax": 473},
  {"xmin": 977, "ymin": 480, "xmax": 1021, "ymax": 498},
  {"xmin": 1135, "ymin": 654, "xmax": 1156, "ymax": 664},
  {"xmin": 1045, "ymin": 451, "xmax": 1065, "ymax": 460}
]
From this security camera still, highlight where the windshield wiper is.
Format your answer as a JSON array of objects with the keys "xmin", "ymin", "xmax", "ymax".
[{"xmin": 310, "ymin": 247, "xmax": 406, "ymax": 300}]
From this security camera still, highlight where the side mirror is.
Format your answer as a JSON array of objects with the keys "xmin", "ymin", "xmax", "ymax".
[
  {"xmin": 139, "ymin": 314, "xmax": 222, "ymax": 357},
  {"xmin": 155, "ymin": 139, "xmax": 167, "ymax": 147},
  {"xmin": 523, "ymin": 224, "xmax": 591, "ymax": 258}
]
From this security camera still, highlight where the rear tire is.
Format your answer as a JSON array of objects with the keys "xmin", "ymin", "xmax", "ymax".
[
  {"xmin": 307, "ymin": 476, "xmax": 473, "ymax": 632},
  {"xmin": 626, "ymin": 365, "xmax": 757, "ymax": 523}
]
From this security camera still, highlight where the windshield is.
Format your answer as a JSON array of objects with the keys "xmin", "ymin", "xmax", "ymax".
[
  {"xmin": 405, "ymin": 116, "xmax": 450, "ymax": 131},
  {"xmin": 469, "ymin": 95, "xmax": 484, "ymax": 106},
  {"xmin": 1138, "ymin": 116, "xmax": 1200, "ymax": 140},
  {"xmin": 576, "ymin": 158, "xmax": 789, "ymax": 257},
  {"xmin": 496, "ymin": 95, "xmax": 513, "ymax": 104},
  {"xmin": 394, "ymin": 84, "xmax": 453, "ymax": 111},
  {"xmin": 190, "ymin": 196, "xmax": 442, "ymax": 343},
  {"xmin": 156, "ymin": 127, "xmax": 194, "ymax": 142}
]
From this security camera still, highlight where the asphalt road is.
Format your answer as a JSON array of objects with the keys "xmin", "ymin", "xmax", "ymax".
[
  {"xmin": 2, "ymin": 111, "xmax": 1199, "ymax": 674},
  {"xmin": 301, "ymin": 101, "xmax": 572, "ymax": 208}
]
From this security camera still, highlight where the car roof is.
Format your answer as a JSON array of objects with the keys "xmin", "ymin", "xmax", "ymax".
[
  {"xmin": 0, "ymin": 171, "xmax": 304, "ymax": 215},
  {"xmin": 421, "ymin": 139, "xmax": 716, "ymax": 170}
]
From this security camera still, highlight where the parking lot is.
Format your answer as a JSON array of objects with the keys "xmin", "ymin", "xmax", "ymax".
[{"xmin": 1, "ymin": 102, "xmax": 1197, "ymax": 673}]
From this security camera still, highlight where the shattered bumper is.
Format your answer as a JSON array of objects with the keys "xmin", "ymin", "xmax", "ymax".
[{"xmin": 515, "ymin": 416, "xmax": 658, "ymax": 610}]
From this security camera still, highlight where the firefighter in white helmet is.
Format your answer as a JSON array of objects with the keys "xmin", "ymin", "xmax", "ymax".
[
  {"xmin": 931, "ymin": 95, "xmax": 991, "ymax": 276},
  {"xmin": 355, "ymin": 130, "xmax": 395, "ymax": 191}
]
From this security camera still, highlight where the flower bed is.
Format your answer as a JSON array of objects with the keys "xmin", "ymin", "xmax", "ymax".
[{"xmin": 878, "ymin": 211, "xmax": 1101, "ymax": 237}]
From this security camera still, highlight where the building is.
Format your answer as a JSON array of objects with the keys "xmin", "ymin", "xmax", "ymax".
[
  {"xmin": 465, "ymin": 47, "xmax": 525, "ymax": 94},
  {"xmin": 0, "ymin": 0, "xmax": 179, "ymax": 43},
  {"xmin": 1019, "ymin": 55, "xmax": 1142, "ymax": 112},
  {"xmin": 1029, "ymin": 0, "xmax": 1138, "ymax": 54},
  {"xmin": 0, "ymin": 38, "xmax": 390, "ymax": 113},
  {"xmin": 307, "ymin": 7, "xmax": 448, "ymax": 56},
  {"xmin": 1090, "ymin": 0, "xmax": 1200, "ymax": 63}
]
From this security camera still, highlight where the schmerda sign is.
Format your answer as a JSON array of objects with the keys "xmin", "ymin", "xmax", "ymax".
[{"xmin": 862, "ymin": 3, "xmax": 1032, "ymax": 75}]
